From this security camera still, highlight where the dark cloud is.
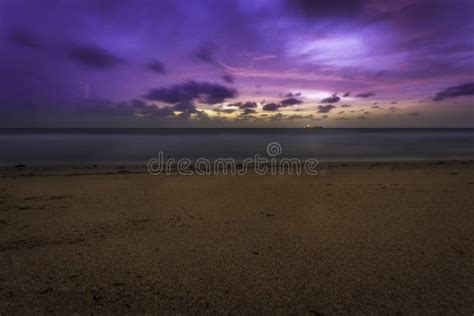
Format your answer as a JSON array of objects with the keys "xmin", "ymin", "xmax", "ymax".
[
  {"xmin": 213, "ymin": 106, "xmax": 236, "ymax": 114},
  {"xmin": 240, "ymin": 101, "xmax": 258, "ymax": 109},
  {"xmin": 84, "ymin": 98, "xmax": 175, "ymax": 118},
  {"xmin": 408, "ymin": 112, "xmax": 420, "ymax": 116},
  {"xmin": 369, "ymin": 70, "xmax": 386, "ymax": 79},
  {"xmin": 285, "ymin": 114, "xmax": 315, "ymax": 120},
  {"xmin": 343, "ymin": 92, "xmax": 350, "ymax": 97},
  {"xmin": 270, "ymin": 113, "xmax": 284, "ymax": 121},
  {"xmin": 433, "ymin": 82, "xmax": 474, "ymax": 101},
  {"xmin": 371, "ymin": 105, "xmax": 382, "ymax": 109},
  {"xmin": 222, "ymin": 74, "xmax": 234, "ymax": 83},
  {"xmin": 66, "ymin": 44, "xmax": 124, "ymax": 69},
  {"xmin": 241, "ymin": 108, "xmax": 257, "ymax": 116},
  {"xmin": 146, "ymin": 60, "xmax": 166, "ymax": 74},
  {"xmin": 321, "ymin": 94, "xmax": 340, "ymax": 103},
  {"xmin": 5, "ymin": 28, "xmax": 41, "ymax": 48},
  {"xmin": 391, "ymin": 101, "xmax": 397, "ymax": 104},
  {"xmin": 172, "ymin": 102, "xmax": 197, "ymax": 113},
  {"xmin": 340, "ymin": 104, "xmax": 351, "ymax": 108},
  {"xmin": 262, "ymin": 103, "xmax": 280, "ymax": 111},
  {"xmin": 356, "ymin": 92, "xmax": 376, "ymax": 98},
  {"xmin": 195, "ymin": 41, "xmax": 219, "ymax": 66},
  {"xmin": 317, "ymin": 104, "xmax": 336, "ymax": 113},
  {"xmin": 284, "ymin": 92, "xmax": 301, "ymax": 97},
  {"xmin": 145, "ymin": 81, "xmax": 237, "ymax": 105},
  {"xmin": 280, "ymin": 97, "xmax": 303, "ymax": 106},
  {"xmin": 127, "ymin": 99, "xmax": 175, "ymax": 117},
  {"xmin": 131, "ymin": 99, "xmax": 147, "ymax": 108},
  {"xmin": 143, "ymin": 106, "xmax": 175, "ymax": 117},
  {"xmin": 286, "ymin": 0, "xmax": 363, "ymax": 20},
  {"xmin": 262, "ymin": 98, "xmax": 300, "ymax": 111}
]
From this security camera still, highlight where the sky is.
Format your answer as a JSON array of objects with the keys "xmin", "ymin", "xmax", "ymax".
[{"xmin": 0, "ymin": 0, "xmax": 473, "ymax": 128}]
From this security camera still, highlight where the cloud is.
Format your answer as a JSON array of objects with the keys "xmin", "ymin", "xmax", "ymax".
[
  {"xmin": 227, "ymin": 101, "xmax": 257, "ymax": 109},
  {"xmin": 213, "ymin": 106, "xmax": 236, "ymax": 114},
  {"xmin": 262, "ymin": 103, "xmax": 280, "ymax": 111},
  {"xmin": 66, "ymin": 44, "xmax": 124, "ymax": 69},
  {"xmin": 195, "ymin": 41, "xmax": 219, "ymax": 66},
  {"xmin": 371, "ymin": 105, "xmax": 382, "ymax": 109},
  {"xmin": 321, "ymin": 94, "xmax": 340, "ymax": 103},
  {"xmin": 5, "ymin": 28, "xmax": 41, "ymax": 48},
  {"xmin": 261, "ymin": 97, "xmax": 301, "ymax": 111},
  {"xmin": 146, "ymin": 60, "xmax": 166, "ymax": 74},
  {"xmin": 172, "ymin": 102, "xmax": 197, "ymax": 113},
  {"xmin": 433, "ymin": 82, "xmax": 474, "ymax": 101},
  {"xmin": 389, "ymin": 106, "xmax": 396, "ymax": 112},
  {"xmin": 145, "ymin": 81, "xmax": 238, "ymax": 105},
  {"xmin": 343, "ymin": 92, "xmax": 350, "ymax": 97},
  {"xmin": 356, "ymin": 92, "xmax": 376, "ymax": 98},
  {"xmin": 280, "ymin": 97, "xmax": 303, "ymax": 106},
  {"xmin": 241, "ymin": 108, "xmax": 257, "ymax": 116},
  {"xmin": 283, "ymin": 92, "xmax": 301, "ymax": 97},
  {"xmin": 408, "ymin": 112, "xmax": 420, "ymax": 116},
  {"xmin": 286, "ymin": 0, "xmax": 363, "ymax": 20},
  {"xmin": 369, "ymin": 70, "xmax": 386, "ymax": 79},
  {"xmin": 143, "ymin": 106, "xmax": 175, "ymax": 117},
  {"xmin": 222, "ymin": 74, "xmax": 234, "ymax": 83},
  {"xmin": 270, "ymin": 113, "xmax": 284, "ymax": 121},
  {"xmin": 85, "ymin": 98, "xmax": 176, "ymax": 118},
  {"xmin": 317, "ymin": 104, "xmax": 336, "ymax": 113},
  {"xmin": 340, "ymin": 104, "xmax": 351, "ymax": 108},
  {"xmin": 285, "ymin": 114, "xmax": 315, "ymax": 120},
  {"xmin": 130, "ymin": 99, "xmax": 147, "ymax": 108},
  {"xmin": 128, "ymin": 99, "xmax": 175, "ymax": 117}
]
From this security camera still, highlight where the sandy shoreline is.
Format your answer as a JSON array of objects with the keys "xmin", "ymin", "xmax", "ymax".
[{"xmin": 0, "ymin": 161, "xmax": 473, "ymax": 313}]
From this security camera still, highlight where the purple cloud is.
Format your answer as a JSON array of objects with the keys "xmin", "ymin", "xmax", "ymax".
[
  {"xmin": 433, "ymin": 82, "xmax": 474, "ymax": 101},
  {"xmin": 222, "ymin": 74, "xmax": 234, "ymax": 83},
  {"xmin": 66, "ymin": 44, "xmax": 124, "ymax": 69},
  {"xmin": 146, "ymin": 60, "xmax": 166, "ymax": 74},
  {"xmin": 5, "ymin": 28, "xmax": 41, "ymax": 48},
  {"xmin": 356, "ymin": 92, "xmax": 375, "ymax": 98},
  {"xmin": 317, "ymin": 105, "xmax": 336, "ymax": 113},
  {"xmin": 262, "ymin": 103, "xmax": 280, "ymax": 111},
  {"xmin": 321, "ymin": 94, "xmax": 340, "ymax": 103},
  {"xmin": 280, "ymin": 97, "xmax": 303, "ymax": 106},
  {"xmin": 145, "ymin": 81, "xmax": 237, "ymax": 105}
]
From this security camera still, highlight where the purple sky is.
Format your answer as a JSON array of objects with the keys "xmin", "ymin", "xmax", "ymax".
[{"xmin": 0, "ymin": 0, "xmax": 473, "ymax": 127}]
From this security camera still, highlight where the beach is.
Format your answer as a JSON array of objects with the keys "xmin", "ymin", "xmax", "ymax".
[{"xmin": 0, "ymin": 161, "xmax": 473, "ymax": 313}]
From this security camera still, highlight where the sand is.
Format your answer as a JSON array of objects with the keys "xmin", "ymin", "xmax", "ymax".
[{"xmin": 0, "ymin": 162, "xmax": 473, "ymax": 314}]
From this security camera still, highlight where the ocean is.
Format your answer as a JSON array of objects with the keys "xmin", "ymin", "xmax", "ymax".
[{"xmin": 0, "ymin": 128, "xmax": 472, "ymax": 166}]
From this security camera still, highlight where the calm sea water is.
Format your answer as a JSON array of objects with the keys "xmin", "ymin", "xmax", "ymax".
[{"xmin": 0, "ymin": 128, "xmax": 472, "ymax": 166}]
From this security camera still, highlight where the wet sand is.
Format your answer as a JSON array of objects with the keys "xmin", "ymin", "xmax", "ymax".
[{"xmin": 0, "ymin": 162, "xmax": 473, "ymax": 314}]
